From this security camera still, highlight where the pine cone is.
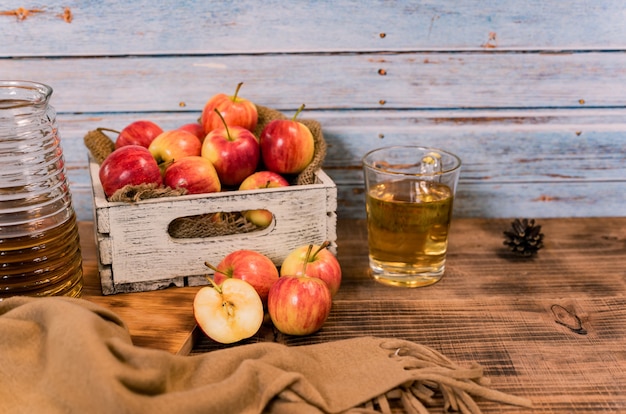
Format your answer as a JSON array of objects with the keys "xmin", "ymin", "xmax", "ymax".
[{"xmin": 503, "ymin": 218, "xmax": 544, "ymax": 257}]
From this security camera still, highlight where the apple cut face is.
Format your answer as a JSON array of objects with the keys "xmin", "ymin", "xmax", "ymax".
[{"xmin": 193, "ymin": 279, "xmax": 264, "ymax": 344}]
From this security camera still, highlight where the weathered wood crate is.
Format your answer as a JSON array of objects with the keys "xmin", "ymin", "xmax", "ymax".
[{"xmin": 88, "ymin": 158, "xmax": 337, "ymax": 295}]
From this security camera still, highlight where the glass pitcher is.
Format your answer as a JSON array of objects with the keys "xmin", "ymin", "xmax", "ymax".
[{"xmin": 0, "ymin": 80, "xmax": 83, "ymax": 299}]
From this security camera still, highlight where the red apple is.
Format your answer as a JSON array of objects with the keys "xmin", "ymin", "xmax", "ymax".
[
  {"xmin": 115, "ymin": 120, "xmax": 163, "ymax": 149},
  {"xmin": 163, "ymin": 156, "xmax": 221, "ymax": 194},
  {"xmin": 259, "ymin": 104, "xmax": 315, "ymax": 174},
  {"xmin": 193, "ymin": 278, "xmax": 264, "ymax": 344},
  {"xmin": 239, "ymin": 170, "xmax": 289, "ymax": 189},
  {"xmin": 238, "ymin": 171, "xmax": 290, "ymax": 227},
  {"xmin": 208, "ymin": 250, "xmax": 279, "ymax": 305},
  {"xmin": 178, "ymin": 122, "xmax": 206, "ymax": 143},
  {"xmin": 280, "ymin": 241, "xmax": 341, "ymax": 297},
  {"xmin": 148, "ymin": 129, "xmax": 202, "ymax": 164},
  {"xmin": 201, "ymin": 82, "xmax": 258, "ymax": 134},
  {"xmin": 201, "ymin": 109, "xmax": 260, "ymax": 187},
  {"xmin": 268, "ymin": 273, "xmax": 332, "ymax": 336},
  {"xmin": 98, "ymin": 145, "xmax": 163, "ymax": 198}
]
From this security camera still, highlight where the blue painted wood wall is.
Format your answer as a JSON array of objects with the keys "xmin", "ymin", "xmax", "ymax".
[{"xmin": 2, "ymin": 0, "xmax": 625, "ymax": 220}]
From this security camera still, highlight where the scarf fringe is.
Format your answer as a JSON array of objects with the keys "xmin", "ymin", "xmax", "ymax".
[{"xmin": 350, "ymin": 340, "xmax": 533, "ymax": 413}]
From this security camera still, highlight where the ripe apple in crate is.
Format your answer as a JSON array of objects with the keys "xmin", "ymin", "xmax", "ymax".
[
  {"xmin": 177, "ymin": 122, "xmax": 206, "ymax": 143},
  {"xmin": 238, "ymin": 171, "xmax": 289, "ymax": 227},
  {"xmin": 201, "ymin": 109, "xmax": 260, "ymax": 187},
  {"xmin": 115, "ymin": 120, "xmax": 163, "ymax": 149},
  {"xmin": 208, "ymin": 250, "xmax": 279, "ymax": 305},
  {"xmin": 193, "ymin": 278, "xmax": 264, "ymax": 344},
  {"xmin": 164, "ymin": 156, "xmax": 221, "ymax": 195},
  {"xmin": 148, "ymin": 129, "xmax": 202, "ymax": 164},
  {"xmin": 259, "ymin": 104, "xmax": 315, "ymax": 175},
  {"xmin": 201, "ymin": 82, "xmax": 258, "ymax": 134},
  {"xmin": 280, "ymin": 242, "xmax": 342, "ymax": 297},
  {"xmin": 99, "ymin": 145, "xmax": 163, "ymax": 198}
]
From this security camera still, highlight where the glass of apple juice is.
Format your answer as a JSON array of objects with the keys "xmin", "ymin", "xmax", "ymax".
[{"xmin": 362, "ymin": 146, "xmax": 461, "ymax": 287}]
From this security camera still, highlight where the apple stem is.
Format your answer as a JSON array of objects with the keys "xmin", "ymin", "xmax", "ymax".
[
  {"xmin": 158, "ymin": 159, "xmax": 174, "ymax": 176},
  {"xmin": 292, "ymin": 104, "xmax": 306, "ymax": 121},
  {"xmin": 213, "ymin": 108, "xmax": 233, "ymax": 141},
  {"xmin": 302, "ymin": 244, "xmax": 314, "ymax": 276},
  {"xmin": 203, "ymin": 274, "xmax": 222, "ymax": 294},
  {"xmin": 232, "ymin": 82, "xmax": 244, "ymax": 102},
  {"xmin": 204, "ymin": 261, "xmax": 231, "ymax": 278},
  {"xmin": 310, "ymin": 241, "xmax": 330, "ymax": 261}
]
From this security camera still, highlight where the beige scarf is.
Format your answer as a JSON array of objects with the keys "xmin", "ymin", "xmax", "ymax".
[{"xmin": 0, "ymin": 296, "xmax": 531, "ymax": 413}]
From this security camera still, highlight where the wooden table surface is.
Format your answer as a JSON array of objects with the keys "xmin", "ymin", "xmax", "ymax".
[{"xmin": 80, "ymin": 217, "xmax": 626, "ymax": 413}]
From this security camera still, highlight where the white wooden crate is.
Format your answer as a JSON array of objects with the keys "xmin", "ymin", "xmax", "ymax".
[{"xmin": 88, "ymin": 158, "xmax": 337, "ymax": 295}]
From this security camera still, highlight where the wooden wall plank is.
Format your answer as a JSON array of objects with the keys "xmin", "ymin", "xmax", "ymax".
[
  {"xmin": 337, "ymin": 181, "xmax": 626, "ymax": 219},
  {"xmin": 2, "ymin": 0, "xmax": 626, "ymax": 56},
  {"xmin": 58, "ymin": 110, "xmax": 626, "ymax": 221},
  {"xmin": 69, "ymin": 179, "xmax": 622, "ymax": 222},
  {"xmin": 60, "ymin": 110, "xmax": 626, "ymax": 183},
  {"xmin": 2, "ymin": 1, "xmax": 625, "ymax": 220},
  {"xmin": 3, "ymin": 52, "xmax": 626, "ymax": 112}
]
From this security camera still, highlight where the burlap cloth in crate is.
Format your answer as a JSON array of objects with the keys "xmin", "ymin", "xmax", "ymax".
[
  {"xmin": 0, "ymin": 296, "xmax": 532, "ymax": 413},
  {"xmin": 84, "ymin": 105, "xmax": 328, "ymax": 238}
]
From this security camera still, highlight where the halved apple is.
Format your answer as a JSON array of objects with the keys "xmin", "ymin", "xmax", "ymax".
[{"xmin": 193, "ymin": 278, "xmax": 264, "ymax": 344}]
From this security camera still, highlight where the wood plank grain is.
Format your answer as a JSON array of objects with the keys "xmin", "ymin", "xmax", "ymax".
[
  {"xmin": 59, "ymin": 110, "xmax": 626, "ymax": 183},
  {"xmin": 338, "ymin": 181, "xmax": 626, "ymax": 219},
  {"xmin": 59, "ymin": 109, "xmax": 626, "ymax": 175},
  {"xmin": 71, "ymin": 178, "xmax": 626, "ymax": 222},
  {"xmin": 89, "ymin": 157, "xmax": 336, "ymax": 290},
  {"xmin": 79, "ymin": 221, "xmax": 201, "ymax": 355},
  {"xmin": 3, "ymin": 52, "xmax": 626, "ymax": 112},
  {"xmin": 4, "ymin": 2, "xmax": 624, "ymax": 224},
  {"xmin": 2, "ymin": 0, "xmax": 625, "ymax": 56},
  {"xmin": 274, "ymin": 298, "xmax": 626, "ymax": 413},
  {"xmin": 188, "ymin": 217, "xmax": 626, "ymax": 412},
  {"xmin": 186, "ymin": 217, "xmax": 626, "ymax": 343},
  {"xmin": 80, "ymin": 215, "xmax": 626, "ymax": 412},
  {"xmin": 7, "ymin": 0, "xmax": 626, "ymax": 408},
  {"xmin": 57, "ymin": 109, "xmax": 626, "ymax": 221},
  {"xmin": 331, "ymin": 217, "xmax": 626, "ymax": 301},
  {"xmin": 191, "ymin": 298, "xmax": 626, "ymax": 413}
]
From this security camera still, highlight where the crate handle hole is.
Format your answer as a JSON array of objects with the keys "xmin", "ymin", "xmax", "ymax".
[{"xmin": 167, "ymin": 211, "xmax": 274, "ymax": 239}]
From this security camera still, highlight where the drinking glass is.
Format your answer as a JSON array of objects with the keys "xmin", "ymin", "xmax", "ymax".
[{"xmin": 362, "ymin": 145, "xmax": 461, "ymax": 287}]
